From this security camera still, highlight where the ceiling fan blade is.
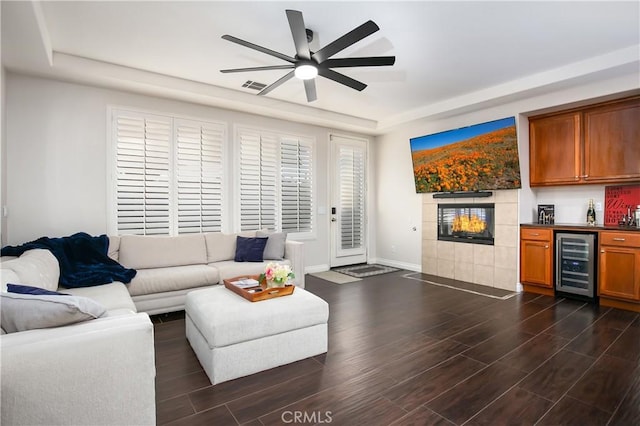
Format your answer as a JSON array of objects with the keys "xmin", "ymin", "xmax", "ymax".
[
  {"xmin": 318, "ymin": 68, "xmax": 367, "ymax": 91},
  {"xmin": 304, "ymin": 79, "xmax": 317, "ymax": 102},
  {"xmin": 323, "ymin": 56, "xmax": 395, "ymax": 68},
  {"xmin": 312, "ymin": 20, "xmax": 379, "ymax": 63},
  {"xmin": 258, "ymin": 71, "xmax": 295, "ymax": 96},
  {"xmin": 220, "ymin": 64, "xmax": 294, "ymax": 74},
  {"xmin": 286, "ymin": 10, "xmax": 311, "ymax": 60},
  {"xmin": 222, "ymin": 35, "xmax": 296, "ymax": 63},
  {"xmin": 220, "ymin": 65, "xmax": 294, "ymax": 73}
]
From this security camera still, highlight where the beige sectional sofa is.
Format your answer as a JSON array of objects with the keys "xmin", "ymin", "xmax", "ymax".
[{"xmin": 0, "ymin": 231, "xmax": 305, "ymax": 425}]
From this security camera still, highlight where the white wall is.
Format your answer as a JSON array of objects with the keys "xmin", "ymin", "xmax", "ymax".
[
  {"xmin": 1, "ymin": 65, "xmax": 6, "ymax": 245},
  {"xmin": 4, "ymin": 73, "xmax": 369, "ymax": 270},
  {"xmin": 1, "ymin": 3, "xmax": 5, "ymax": 245},
  {"xmin": 373, "ymin": 73, "xmax": 640, "ymax": 271}
]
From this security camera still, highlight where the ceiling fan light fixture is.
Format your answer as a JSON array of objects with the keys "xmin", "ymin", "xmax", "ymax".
[{"xmin": 294, "ymin": 63, "xmax": 318, "ymax": 80}]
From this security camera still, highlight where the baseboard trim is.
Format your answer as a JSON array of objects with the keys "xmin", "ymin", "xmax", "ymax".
[
  {"xmin": 306, "ymin": 260, "xmax": 421, "ymax": 274},
  {"xmin": 305, "ymin": 264, "xmax": 330, "ymax": 274},
  {"xmin": 370, "ymin": 257, "xmax": 421, "ymax": 272}
]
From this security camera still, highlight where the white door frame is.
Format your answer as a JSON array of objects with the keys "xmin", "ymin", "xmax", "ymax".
[{"xmin": 329, "ymin": 134, "xmax": 368, "ymax": 267}]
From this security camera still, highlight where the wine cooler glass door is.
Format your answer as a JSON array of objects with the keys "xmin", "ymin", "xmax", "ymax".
[{"xmin": 555, "ymin": 233, "xmax": 595, "ymax": 298}]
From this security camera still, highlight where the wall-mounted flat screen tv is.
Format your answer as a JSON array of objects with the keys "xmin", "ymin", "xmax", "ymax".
[{"xmin": 410, "ymin": 116, "xmax": 521, "ymax": 193}]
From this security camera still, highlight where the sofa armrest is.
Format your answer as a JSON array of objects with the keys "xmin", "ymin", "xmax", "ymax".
[
  {"xmin": 1, "ymin": 313, "xmax": 156, "ymax": 426},
  {"xmin": 284, "ymin": 240, "xmax": 305, "ymax": 288}
]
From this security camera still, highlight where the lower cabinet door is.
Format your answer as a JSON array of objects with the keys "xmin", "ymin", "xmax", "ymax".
[
  {"xmin": 599, "ymin": 246, "xmax": 640, "ymax": 301},
  {"xmin": 521, "ymin": 240, "xmax": 552, "ymax": 287}
]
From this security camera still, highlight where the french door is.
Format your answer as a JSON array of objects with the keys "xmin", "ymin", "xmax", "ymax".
[{"xmin": 329, "ymin": 134, "xmax": 367, "ymax": 267}]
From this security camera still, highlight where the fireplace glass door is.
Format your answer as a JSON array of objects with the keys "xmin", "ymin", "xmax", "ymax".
[{"xmin": 438, "ymin": 203, "xmax": 495, "ymax": 245}]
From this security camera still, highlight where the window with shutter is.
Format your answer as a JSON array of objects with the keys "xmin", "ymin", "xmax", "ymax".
[
  {"xmin": 175, "ymin": 119, "xmax": 225, "ymax": 234},
  {"xmin": 338, "ymin": 144, "xmax": 365, "ymax": 250},
  {"xmin": 237, "ymin": 128, "xmax": 314, "ymax": 235},
  {"xmin": 281, "ymin": 137, "xmax": 313, "ymax": 233},
  {"xmin": 112, "ymin": 109, "xmax": 225, "ymax": 236},
  {"xmin": 114, "ymin": 112, "xmax": 172, "ymax": 235}
]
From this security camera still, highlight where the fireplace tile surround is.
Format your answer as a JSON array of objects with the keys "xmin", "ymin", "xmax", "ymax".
[{"xmin": 422, "ymin": 190, "xmax": 519, "ymax": 291}]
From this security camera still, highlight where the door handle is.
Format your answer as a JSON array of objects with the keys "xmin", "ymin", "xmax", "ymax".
[{"xmin": 331, "ymin": 218, "xmax": 337, "ymax": 222}]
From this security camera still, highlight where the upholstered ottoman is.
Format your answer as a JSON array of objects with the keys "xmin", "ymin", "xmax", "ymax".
[{"xmin": 185, "ymin": 285, "xmax": 329, "ymax": 385}]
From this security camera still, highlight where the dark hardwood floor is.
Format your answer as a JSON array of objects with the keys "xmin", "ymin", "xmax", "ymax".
[{"xmin": 152, "ymin": 271, "xmax": 640, "ymax": 425}]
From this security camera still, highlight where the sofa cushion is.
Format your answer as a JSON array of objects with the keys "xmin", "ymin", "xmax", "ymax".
[
  {"xmin": 63, "ymin": 282, "xmax": 137, "ymax": 313},
  {"xmin": 108, "ymin": 236, "xmax": 121, "ymax": 261},
  {"xmin": 256, "ymin": 230, "xmax": 287, "ymax": 260},
  {"xmin": 213, "ymin": 259, "xmax": 291, "ymax": 282},
  {"xmin": 204, "ymin": 231, "xmax": 256, "ymax": 263},
  {"xmin": 7, "ymin": 283, "xmax": 67, "ymax": 296},
  {"xmin": 126, "ymin": 265, "xmax": 219, "ymax": 296},
  {"xmin": 0, "ymin": 249, "xmax": 60, "ymax": 291},
  {"xmin": 0, "ymin": 292, "xmax": 107, "ymax": 333},
  {"xmin": 234, "ymin": 237, "xmax": 268, "ymax": 262},
  {"xmin": 118, "ymin": 234, "xmax": 207, "ymax": 269}
]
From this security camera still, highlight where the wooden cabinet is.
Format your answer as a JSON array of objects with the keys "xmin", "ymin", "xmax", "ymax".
[
  {"xmin": 530, "ymin": 112, "xmax": 581, "ymax": 186},
  {"xmin": 584, "ymin": 98, "xmax": 640, "ymax": 183},
  {"xmin": 529, "ymin": 96, "xmax": 640, "ymax": 187},
  {"xmin": 599, "ymin": 231, "xmax": 640, "ymax": 311},
  {"xmin": 520, "ymin": 228, "xmax": 553, "ymax": 295}
]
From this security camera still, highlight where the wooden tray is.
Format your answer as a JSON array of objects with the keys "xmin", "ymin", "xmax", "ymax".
[{"xmin": 223, "ymin": 275, "xmax": 295, "ymax": 302}]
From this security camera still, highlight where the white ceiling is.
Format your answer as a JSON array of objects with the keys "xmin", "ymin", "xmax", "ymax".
[{"xmin": 2, "ymin": 1, "xmax": 639, "ymax": 134}]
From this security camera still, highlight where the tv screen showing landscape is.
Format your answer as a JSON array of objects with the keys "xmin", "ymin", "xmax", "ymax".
[{"xmin": 410, "ymin": 116, "xmax": 521, "ymax": 193}]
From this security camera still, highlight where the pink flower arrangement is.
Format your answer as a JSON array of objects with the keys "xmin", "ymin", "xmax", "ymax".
[{"xmin": 260, "ymin": 262, "xmax": 295, "ymax": 287}]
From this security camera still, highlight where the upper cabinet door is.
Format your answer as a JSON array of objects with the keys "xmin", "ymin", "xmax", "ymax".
[
  {"xmin": 583, "ymin": 97, "xmax": 640, "ymax": 183},
  {"xmin": 529, "ymin": 112, "xmax": 581, "ymax": 186}
]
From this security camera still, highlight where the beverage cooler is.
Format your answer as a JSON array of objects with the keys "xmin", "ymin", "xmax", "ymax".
[{"xmin": 555, "ymin": 232, "xmax": 597, "ymax": 300}]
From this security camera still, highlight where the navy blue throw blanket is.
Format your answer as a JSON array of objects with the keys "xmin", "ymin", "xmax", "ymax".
[{"xmin": 1, "ymin": 232, "xmax": 136, "ymax": 288}]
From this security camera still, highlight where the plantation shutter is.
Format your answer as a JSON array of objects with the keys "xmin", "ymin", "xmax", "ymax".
[
  {"xmin": 281, "ymin": 137, "xmax": 313, "ymax": 233},
  {"xmin": 338, "ymin": 144, "xmax": 365, "ymax": 250},
  {"xmin": 175, "ymin": 119, "xmax": 225, "ymax": 234},
  {"xmin": 114, "ymin": 112, "xmax": 171, "ymax": 235},
  {"xmin": 238, "ymin": 130, "xmax": 279, "ymax": 231}
]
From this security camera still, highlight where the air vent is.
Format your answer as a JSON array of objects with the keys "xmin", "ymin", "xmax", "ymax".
[{"xmin": 242, "ymin": 80, "xmax": 267, "ymax": 91}]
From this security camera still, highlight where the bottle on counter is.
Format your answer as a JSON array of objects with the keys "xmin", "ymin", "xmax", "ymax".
[
  {"xmin": 635, "ymin": 205, "xmax": 640, "ymax": 228},
  {"xmin": 587, "ymin": 199, "xmax": 596, "ymax": 226}
]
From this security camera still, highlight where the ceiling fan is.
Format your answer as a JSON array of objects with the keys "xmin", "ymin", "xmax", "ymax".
[{"xmin": 220, "ymin": 9, "xmax": 395, "ymax": 102}]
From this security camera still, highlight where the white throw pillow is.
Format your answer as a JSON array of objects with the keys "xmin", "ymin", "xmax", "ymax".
[
  {"xmin": 0, "ymin": 292, "xmax": 107, "ymax": 333},
  {"xmin": 256, "ymin": 230, "xmax": 287, "ymax": 260},
  {"xmin": 1, "ymin": 269, "xmax": 21, "ymax": 292},
  {"xmin": 1, "ymin": 249, "xmax": 60, "ymax": 291}
]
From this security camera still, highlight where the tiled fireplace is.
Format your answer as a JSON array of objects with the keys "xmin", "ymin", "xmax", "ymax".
[{"xmin": 423, "ymin": 190, "xmax": 519, "ymax": 291}]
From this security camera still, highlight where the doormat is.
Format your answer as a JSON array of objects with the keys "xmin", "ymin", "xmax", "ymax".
[
  {"xmin": 333, "ymin": 264, "xmax": 401, "ymax": 278},
  {"xmin": 309, "ymin": 271, "xmax": 362, "ymax": 284}
]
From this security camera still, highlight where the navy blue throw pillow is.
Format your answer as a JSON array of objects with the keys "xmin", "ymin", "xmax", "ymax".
[
  {"xmin": 234, "ymin": 237, "xmax": 269, "ymax": 262},
  {"xmin": 7, "ymin": 284, "xmax": 68, "ymax": 296}
]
